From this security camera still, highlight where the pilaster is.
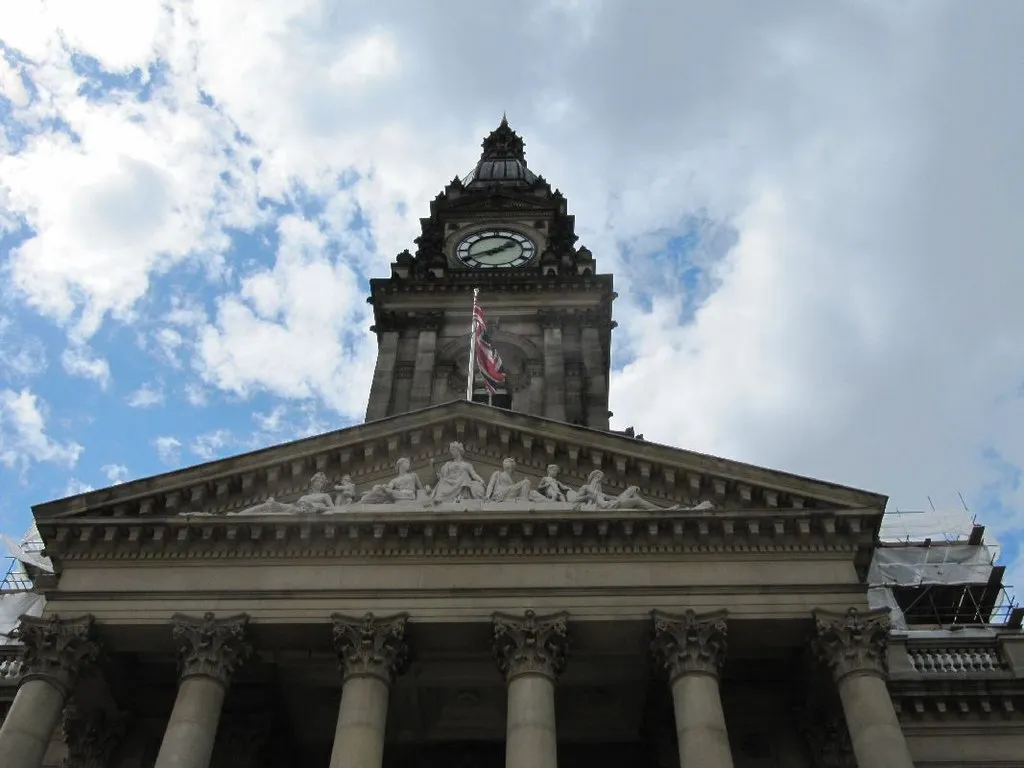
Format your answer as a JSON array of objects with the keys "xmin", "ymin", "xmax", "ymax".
[
  {"xmin": 540, "ymin": 314, "xmax": 566, "ymax": 422},
  {"xmin": 365, "ymin": 330, "xmax": 399, "ymax": 421},
  {"xmin": 410, "ymin": 326, "xmax": 439, "ymax": 411}
]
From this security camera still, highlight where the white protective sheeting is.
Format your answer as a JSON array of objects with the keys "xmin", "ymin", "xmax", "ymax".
[
  {"xmin": 868, "ymin": 543, "xmax": 995, "ymax": 587},
  {"xmin": 867, "ymin": 586, "xmax": 908, "ymax": 630},
  {"xmin": 0, "ymin": 591, "xmax": 45, "ymax": 644}
]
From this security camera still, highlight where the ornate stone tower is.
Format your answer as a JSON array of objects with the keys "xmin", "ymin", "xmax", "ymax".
[{"xmin": 365, "ymin": 118, "xmax": 615, "ymax": 429}]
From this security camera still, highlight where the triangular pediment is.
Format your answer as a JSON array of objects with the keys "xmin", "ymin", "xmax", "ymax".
[{"xmin": 35, "ymin": 401, "xmax": 886, "ymax": 522}]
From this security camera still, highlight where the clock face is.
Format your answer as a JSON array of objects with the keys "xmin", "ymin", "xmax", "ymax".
[{"xmin": 456, "ymin": 229, "xmax": 535, "ymax": 268}]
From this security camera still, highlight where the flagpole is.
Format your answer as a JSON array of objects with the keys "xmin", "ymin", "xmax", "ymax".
[{"xmin": 466, "ymin": 287, "xmax": 479, "ymax": 401}]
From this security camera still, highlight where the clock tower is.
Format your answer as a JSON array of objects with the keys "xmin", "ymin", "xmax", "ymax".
[{"xmin": 365, "ymin": 118, "xmax": 615, "ymax": 429}]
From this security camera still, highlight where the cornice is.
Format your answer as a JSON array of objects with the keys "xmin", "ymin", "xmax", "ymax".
[{"xmin": 38, "ymin": 506, "xmax": 876, "ymax": 564}]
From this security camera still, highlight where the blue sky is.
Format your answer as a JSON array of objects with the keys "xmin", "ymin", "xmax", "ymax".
[{"xmin": 1, "ymin": 1, "xmax": 1023, "ymax": 598}]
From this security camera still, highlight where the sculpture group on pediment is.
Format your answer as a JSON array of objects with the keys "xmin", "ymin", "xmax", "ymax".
[
  {"xmin": 572, "ymin": 469, "xmax": 673, "ymax": 511},
  {"xmin": 430, "ymin": 441, "xmax": 487, "ymax": 503},
  {"xmin": 360, "ymin": 458, "xmax": 428, "ymax": 504},
  {"xmin": 207, "ymin": 449, "xmax": 711, "ymax": 517}
]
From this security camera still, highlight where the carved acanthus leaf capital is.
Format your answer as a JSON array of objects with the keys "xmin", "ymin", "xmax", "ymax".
[
  {"xmin": 62, "ymin": 702, "xmax": 127, "ymax": 768},
  {"xmin": 331, "ymin": 612, "xmax": 409, "ymax": 684},
  {"xmin": 171, "ymin": 612, "xmax": 252, "ymax": 686},
  {"xmin": 812, "ymin": 607, "xmax": 891, "ymax": 683},
  {"xmin": 492, "ymin": 609, "xmax": 569, "ymax": 682},
  {"xmin": 14, "ymin": 614, "xmax": 100, "ymax": 696},
  {"xmin": 650, "ymin": 609, "xmax": 729, "ymax": 681}
]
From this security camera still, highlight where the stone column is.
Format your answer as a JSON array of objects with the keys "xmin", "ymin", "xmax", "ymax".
[
  {"xmin": 813, "ymin": 607, "xmax": 915, "ymax": 768},
  {"xmin": 0, "ymin": 614, "xmax": 99, "ymax": 768},
  {"xmin": 153, "ymin": 613, "xmax": 252, "ymax": 768},
  {"xmin": 492, "ymin": 610, "xmax": 569, "ymax": 768},
  {"xmin": 328, "ymin": 612, "xmax": 409, "ymax": 768},
  {"xmin": 650, "ymin": 609, "xmax": 733, "ymax": 768}
]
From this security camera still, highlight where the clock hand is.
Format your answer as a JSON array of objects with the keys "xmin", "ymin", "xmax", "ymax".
[{"xmin": 476, "ymin": 241, "xmax": 517, "ymax": 257}]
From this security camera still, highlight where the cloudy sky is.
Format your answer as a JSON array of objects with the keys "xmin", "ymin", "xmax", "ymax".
[{"xmin": 1, "ymin": 1, "xmax": 1021, "ymax": 594}]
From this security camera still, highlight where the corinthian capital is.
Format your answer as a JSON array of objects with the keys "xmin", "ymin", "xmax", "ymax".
[
  {"xmin": 813, "ymin": 607, "xmax": 891, "ymax": 683},
  {"xmin": 331, "ymin": 612, "xmax": 409, "ymax": 684},
  {"xmin": 14, "ymin": 614, "xmax": 100, "ymax": 697},
  {"xmin": 492, "ymin": 610, "xmax": 569, "ymax": 682},
  {"xmin": 171, "ymin": 612, "xmax": 252, "ymax": 686},
  {"xmin": 650, "ymin": 609, "xmax": 728, "ymax": 681},
  {"xmin": 62, "ymin": 702, "xmax": 127, "ymax": 768}
]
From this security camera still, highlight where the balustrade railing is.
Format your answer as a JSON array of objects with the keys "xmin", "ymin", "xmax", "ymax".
[
  {"xmin": 0, "ymin": 646, "xmax": 24, "ymax": 684},
  {"xmin": 907, "ymin": 644, "xmax": 1007, "ymax": 674}
]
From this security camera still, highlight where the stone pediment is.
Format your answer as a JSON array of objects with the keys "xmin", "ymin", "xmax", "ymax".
[{"xmin": 35, "ymin": 400, "xmax": 886, "ymax": 524}]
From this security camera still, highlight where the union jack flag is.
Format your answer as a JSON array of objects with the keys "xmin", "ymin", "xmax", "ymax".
[{"xmin": 473, "ymin": 304, "xmax": 506, "ymax": 394}]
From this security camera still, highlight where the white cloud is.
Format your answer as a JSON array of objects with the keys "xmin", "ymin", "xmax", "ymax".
[
  {"xmin": 152, "ymin": 435, "xmax": 181, "ymax": 465},
  {"xmin": 101, "ymin": 463, "xmax": 129, "ymax": 484},
  {"xmin": 63, "ymin": 477, "xmax": 93, "ymax": 496},
  {"xmin": 125, "ymin": 382, "xmax": 165, "ymax": 408},
  {"xmin": 183, "ymin": 382, "xmax": 208, "ymax": 407},
  {"xmin": 190, "ymin": 428, "xmax": 233, "ymax": 461},
  {"xmin": 0, "ymin": 56, "xmax": 30, "ymax": 108},
  {"xmin": 0, "ymin": 317, "xmax": 47, "ymax": 379},
  {"xmin": 60, "ymin": 345, "xmax": 111, "ymax": 389},
  {"xmin": 2, "ymin": 1, "xmax": 1023, "ymax": 591},
  {"xmin": 196, "ymin": 215, "xmax": 376, "ymax": 418},
  {"xmin": 0, "ymin": 388, "xmax": 82, "ymax": 471}
]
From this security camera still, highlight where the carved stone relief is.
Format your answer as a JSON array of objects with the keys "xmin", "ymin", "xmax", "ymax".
[
  {"xmin": 650, "ymin": 609, "xmax": 729, "ymax": 681},
  {"xmin": 13, "ymin": 614, "xmax": 100, "ymax": 696},
  {"xmin": 189, "ymin": 447, "xmax": 713, "ymax": 518},
  {"xmin": 61, "ymin": 702, "xmax": 127, "ymax": 768},
  {"xmin": 492, "ymin": 609, "xmax": 569, "ymax": 682},
  {"xmin": 171, "ymin": 612, "xmax": 252, "ymax": 686},
  {"xmin": 812, "ymin": 607, "xmax": 891, "ymax": 683},
  {"xmin": 331, "ymin": 612, "xmax": 409, "ymax": 684}
]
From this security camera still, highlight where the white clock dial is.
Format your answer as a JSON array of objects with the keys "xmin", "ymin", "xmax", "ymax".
[{"xmin": 456, "ymin": 229, "xmax": 535, "ymax": 269}]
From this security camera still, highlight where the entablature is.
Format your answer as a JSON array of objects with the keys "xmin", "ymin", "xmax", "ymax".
[{"xmin": 38, "ymin": 504, "xmax": 877, "ymax": 564}]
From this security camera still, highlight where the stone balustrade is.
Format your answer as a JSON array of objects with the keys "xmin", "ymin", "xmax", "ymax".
[
  {"xmin": 0, "ymin": 648, "xmax": 24, "ymax": 684},
  {"xmin": 907, "ymin": 644, "xmax": 1007, "ymax": 674}
]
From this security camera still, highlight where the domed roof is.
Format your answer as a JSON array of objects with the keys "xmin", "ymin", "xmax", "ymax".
[{"xmin": 462, "ymin": 116, "xmax": 538, "ymax": 187}]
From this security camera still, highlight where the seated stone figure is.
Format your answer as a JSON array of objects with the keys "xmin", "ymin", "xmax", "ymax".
[
  {"xmin": 572, "ymin": 469, "xmax": 669, "ymax": 511},
  {"xmin": 293, "ymin": 472, "xmax": 337, "ymax": 513},
  {"xmin": 535, "ymin": 464, "xmax": 573, "ymax": 502},
  {"xmin": 360, "ymin": 458, "xmax": 425, "ymax": 504},
  {"xmin": 430, "ymin": 441, "xmax": 487, "ymax": 504},
  {"xmin": 486, "ymin": 458, "xmax": 534, "ymax": 502}
]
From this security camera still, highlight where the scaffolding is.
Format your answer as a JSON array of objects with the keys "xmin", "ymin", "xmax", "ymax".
[
  {"xmin": 0, "ymin": 524, "xmax": 50, "ymax": 646},
  {"xmin": 870, "ymin": 506, "xmax": 1020, "ymax": 630}
]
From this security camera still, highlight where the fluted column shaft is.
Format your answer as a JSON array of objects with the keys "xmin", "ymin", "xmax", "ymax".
[
  {"xmin": 0, "ymin": 614, "xmax": 99, "ymax": 768},
  {"xmin": 813, "ymin": 607, "xmax": 915, "ymax": 768},
  {"xmin": 493, "ymin": 610, "xmax": 569, "ymax": 768},
  {"xmin": 651, "ymin": 609, "xmax": 733, "ymax": 768},
  {"xmin": 154, "ymin": 613, "xmax": 251, "ymax": 768},
  {"xmin": 328, "ymin": 613, "xmax": 409, "ymax": 768}
]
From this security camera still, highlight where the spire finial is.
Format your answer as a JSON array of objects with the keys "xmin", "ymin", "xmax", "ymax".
[{"xmin": 480, "ymin": 116, "xmax": 525, "ymax": 163}]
